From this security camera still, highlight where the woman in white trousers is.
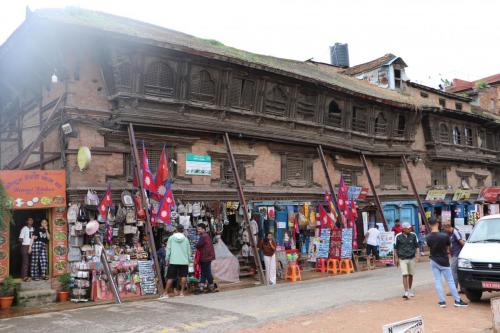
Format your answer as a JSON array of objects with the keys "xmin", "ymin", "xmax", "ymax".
[{"xmin": 259, "ymin": 232, "xmax": 276, "ymax": 285}]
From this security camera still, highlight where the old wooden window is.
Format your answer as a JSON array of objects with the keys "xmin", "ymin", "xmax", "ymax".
[
  {"xmin": 351, "ymin": 107, "xmax": 367, "ymax": 133},
  {"xmin": 229, "ymin": 77, "xmax": 255, "ymax": 110},
  {"xmin": 478, "ymin": 130, "xmax": 486, "ymax": 148},
  {"xmin": 380, "ymin": 164, "xmax": 400, "ymax": 187},
  {"xmin": 326, "ymin": 100, "xmax": 342, "ymax": 127},
  {"xmin": 220, "ymin": 160, "xmax": 246, "ymax": 184},
  {"xmin": 464, "ymin": 127, "xmax": 473, "ymax": 146},
  {"xmin": 264, "ymin": 85, "xmax": 288, "ymax": 116},
  {"xmin": 439, "ymin": 98, "xmax": 446, "ymax": 108},
  {"xmin": 431, "ymin": 168, "xmax": 447, "ymax": 187},
  {"xmin": 455, "ymin": 102, "xmax": 463, "ymax": 111},
  {"xmin": 287, "ymin": 158, "xmax": 305, "ymax": 181},
  {"xmin": 452, "ymin": 127, "xmax": 461, "ymax": 145},
  {"xmin": 144, "ymin": 61, "xmax": 174, "ymax": 97},
  {"xmin": 394, "ymin": 114, "xmax": 406, "ymax": 137},
  {"xmin": 439, "ymin": 123, "xmax": 449, "ymax": 143},
  {"xmin": 394, "ymin": 69, "xmax": 402, "ymax": 89},
  {"xmin": 124, "ymin": 149, "xmax": 176, "ymax": 179},
  {"xmin": 116, "ymin": 63, "xmax": 132, "ymax": 89},
  {"xmin": 190, "ymin": 70, "xmax": 216, "ymax": 103},
  {"xmin": 374, "ymin": 113, "xmax": 387, "ymax": 136},
  {"xmin": 341, "ymin": 169, "xmax": 357, "ymax": 186},
  {"xmin": 281, "ymin": 154, "xmax": 313, "ymax": 186},
  {"xmin": 486, "ymin": 132, "xmax": 495, "ymax": 150},
  {"xmin": 475, "ymin": 175, "xmax": 486, "ymax": 188},
  {"xmin": 296, "ymin": 89, "xmax": 317, "ymax": 121},
  {"xmin": 420, "ymin": 91, "xmax": 429, "ymax": 98}
]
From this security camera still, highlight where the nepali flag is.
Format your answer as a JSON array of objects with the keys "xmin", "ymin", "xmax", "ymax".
[
  {"xmin": 319, "ymin": 204, "xmax": 334, "ymax": 230},
  {"xmin": 142, "ymin": 142, "xmax": 157, "ymax": 193},
  {"xmin": 98, "ymin": 184, "xmax": 112, "ymax": 220},
  {"xmin": 338, "ymin": 176, "xmax": 347, "ymax": 211},
  {"xmin": 155, "ymin": 145, "xmax": 169, "ymax": 188},
  {"xmin": 156, "ymin": 183, "xmax": 175, "ymax": 224},
  {"xmin": 324, "ymin": 191, "xmax": 338, "ymax": 222},
  {"xmin": 351, "ymin": 199, "xmax": 359, "ymax": 249}
]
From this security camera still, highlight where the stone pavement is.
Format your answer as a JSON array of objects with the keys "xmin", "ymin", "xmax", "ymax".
[{"xmin": 1, "ymin": 261, "xmax": 486, "ymax": 333}]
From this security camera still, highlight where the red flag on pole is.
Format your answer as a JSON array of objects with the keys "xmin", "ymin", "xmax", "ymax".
[
  {"xmin": 156, "ymin": 184, "xmax": 175, "ymax": 224},
  {"xmin": 338, "ymin": 176, "xmax": 347, "ymax": 211},
  {"xmin": 98, "ymin": 184, "xmax": 112, "ymax": 219},
  {"xmin": 142, "ymin": 142, "xmax": 157, "ymax": 193},
  {"xmin": 155, "ymin": 145, "xmax": 169, "ymax": 188},
  {"xmin": 319, "ymin": 205, "xmax": 334, "ymax": 230}
]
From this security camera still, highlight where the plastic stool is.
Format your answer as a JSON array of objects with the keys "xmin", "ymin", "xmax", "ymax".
[
  {"xmin": 326, "ymin": 259, "xmax": 340, "ymax": 275},
  {"xmin": 339, "ymin": 259, "xmax": 355, "ymax": 274},
  {"xmin": 316, "ymin": 258, "xmax": 327, "ymax": 273},
  {"xmin": 285, "ymin": 263, "xmax": 302, "ymax": 282}
]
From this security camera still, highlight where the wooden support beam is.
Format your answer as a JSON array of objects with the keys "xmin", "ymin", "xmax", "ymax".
[
  {"xmin": 128, "ymin": 123, "xmax": 164, "ymax": 295},
  {"xmin": 317, "ymin": 144, "xmax": 339, "ymax": 203},
  {"xmin": 223, "ymin": 132, "xmax": 267, "ymax": 286},
  {"xmin": 401, "ymin": 155, "xmax": 430, "ymax": 232},
  {"xmin": 360, "ymin": 153, "xmax": 388, "ymax": 231}
]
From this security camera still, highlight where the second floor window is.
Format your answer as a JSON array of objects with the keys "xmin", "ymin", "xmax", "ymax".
[
  {"xmin": 144, "ymin": 61, "xmax": 174, "ymax": 97},
  {"xmin": 229, "ymin": 77, "xmax": 255, "ymax": 110},
  {"xmin": 452, "ymin": 127, "xmax": 461, "ymax": 145},
  {"xmin": 190, "ymin": 70, "xmax": 216, "ymax": 103}
]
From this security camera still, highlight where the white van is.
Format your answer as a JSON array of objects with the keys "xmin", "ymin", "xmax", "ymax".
[{"xmin": 458, "ymin": 214, "xmax": 500, "ymax": 302}]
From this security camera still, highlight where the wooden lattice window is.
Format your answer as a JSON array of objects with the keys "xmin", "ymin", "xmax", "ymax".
[
  {"xmin": 296, "ymin": 89, "xmax": 317, "ymax": 121},
  {"xmin": 380, "ymin": 164, "xmax": 400, "ymax": 187},
  {"xmin": 341, "ymin": 169, "xmax": 357, "ymax": 186},
  {"xmin": 326, "ymin": 100, "xmax": 342, "ymax": 127},
  {"xmin": 220, "ymin": 160, "xmax": 246, "ymax": 184},
  {"xmin": 124, "ymin": 149, "xmax": 176, "ymax": 179},
  {"xmin": 116, "ymin": 63, "xmax": 132, "ymax": 89},
  {"xmin": 144, "ymin": 61, "xmax": 174, "ymax": 97},
  {"xmin": 394, "ymin": 114, "xmax": 406, "ymax": 138},
  {"xmin": 486, "ymin": 132, "xmax": 495, "ymax": 150},
  {"xmin": 464, "ymin": 128, "xmax": 473, "ymax": 146},
  {"xmin": 431, "ymin": 168, "xmax": 447, "ymax": 187},
  {"xmin": 286, "ymin": 158, "xmax": 305, "ymax": 181},
  {"xmin": 190, "ymin": 70, "xmax": 216, "ymax": 103},
  {"xmin": 374, "ymin": 113, "xmax": 387, "ymax": 136},
  {"xmin": 264, "ymin": 85, "xmax": 288, "ymax": 116},
  {"xmin": 439, "ymin": 123, "xmax": 449, "ymax": 143},
  {"xmin": 352, "ymin": 107, "xmax": 367, "ymax": 133},
  {"xmin": 229, "ymin": 77, "xmax": 255, "ymax": 109}
]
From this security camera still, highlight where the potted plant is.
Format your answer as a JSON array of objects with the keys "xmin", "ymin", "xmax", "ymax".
[
  {"xmin": 0, "ymin": 275, "xmax": 15, "ymax": 309},
  {"xmin": 57, "ymin": 273, "xmax": 71, "ymax": 302}
]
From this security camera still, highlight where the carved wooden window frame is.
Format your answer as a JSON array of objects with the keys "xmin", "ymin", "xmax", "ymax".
[
  {"xmin": 296, "ymin": 88, "xmax": 318, "ymax": 122},
  {"xmin": 439, "ymin": 123, "xmax": 450, "ymax": 143},
  {"xmin": 374, "ymin": 111, "xmax": 388, "ymax": 137},
  {"xmin": 263, "ymin": 82, "xmax": 290, "ymax": 117},
  {"xmin": 144, "ymin": 61, "xmax": 175, "ymax": 97},
  {"xmin": 474, "ymin": 174, "xmax": 487, "ymax": 188},
  {"xmin": 325, "ymin": 97, "xmax": 343, "ymax": 128},
  {"xmin": 351, "ymin": 106, "xmax": 368, "ymax": 133},
  {"xmin": 379, "ymin": 163, "xmax": 401, "ymax": 189},
  {"xmin": 394, "ymin": 114, "xmax": 406, "ymax": 138},
  {"xmin": 452, "ymin": 126, "xmax": 462, "ymax": 145},
  {"xmin": 431, "ymin": 167, "xmax": 447, "ymax": 188},
  {"xmin": 228, "ymin": 74, "xmax": 256, "ymax": 110},
  {"xmin": 189, "ymin": 67, "xmax": 217, "ymax": 104},
  {"xmin": 280, "ymin": 153, "xmax": 313, "ymax": 187}
]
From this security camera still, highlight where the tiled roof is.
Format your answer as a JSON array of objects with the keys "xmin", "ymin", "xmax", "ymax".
[
  {"xmin": 448, "ymin": 74, "xmax": 500, "ymax": 93},
  {"xmin": 17, "ymin": 7, "xmax": 425, "ymax": 108},
  {"xmin": 341, "ymin": 54, "xmax": 400, "ymax": 76}
]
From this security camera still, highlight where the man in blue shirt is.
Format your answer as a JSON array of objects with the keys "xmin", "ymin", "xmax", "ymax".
[{"xmin": 444, "ymin": 223, "xmax": 465, "ymax": 291}]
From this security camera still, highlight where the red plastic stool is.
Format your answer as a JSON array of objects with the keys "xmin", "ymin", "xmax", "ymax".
[
  {"xmin": 285, "ymin": 263, "xmax": 302, "ymax": 282},
  {"xmin": 327, "ymin": 258, "xmax": 340, "ymax": 275},
  {"xmin": 316, "ymin": 258, "xmax": 327, "ymax": 273}
]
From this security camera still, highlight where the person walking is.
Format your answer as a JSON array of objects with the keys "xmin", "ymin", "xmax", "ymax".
[
  {"xmin": 418, "ymin": 221, "xmax": 427, "ymax": 255},
  {"xmin": 30, "ymin": 219, "xmax": 50, "ymax": 280},
  {"xmin": 160, "ymin": 225, "xmax": 191, "ymax": 299},
  {"xmin": 258, "ymin": 232, "xmax": 277, "ymax": 285},
  {"xmin": 19, "ymin": 217, "xmax": 34, "ymax": 282},
  {"xmin": 364, "ymin": 224, "xmax": 381, "ymax": 259},
  {"xmin": 394, "ymin": 222, "xmax": 420, "ymax": 299},
  {"xmin": 195, "ymin": 223, "xmax": 216, "ymax": 294},
  {"xmin": 426, "ymin": 217, "xmax": 468, "ymax": 308},
  {"xmin": 444, "ymin": 223, "xmax": 465, "ymax": 292}
]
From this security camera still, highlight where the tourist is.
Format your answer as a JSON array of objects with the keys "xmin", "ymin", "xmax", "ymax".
[
  {"xmin": 160, "ymin": 225, "xmax": 191, "ymax": 299},
  {"xmin": 364, "ymin": 223, "xmax": 380, "ymax": 259},
  {"xmin": 258, "ymin": 232, "xmax": 277, "ymax": 285},
  {"xmin": 30, "ymin": 218, "xmax": 50, "ymax": 280},
  {"xmin": 426, "ymin": 218, "xmax": 468, "ymax": 308},
  {"xmin": 392, "ymin": 219, "xmax": 403, "ymax": 235},
  {"xmin": 19, "ymin": 217, "xmax": 34, "ymax": 282},
  {"xmin": 196, "ymin": 223, "xmax": 216, "ymax": 294},
  {"xmin": 394, "ymin": 222, "xmax": 420, "ymax": 299},
  {"xmin": 418, "ymin": 221, "xmax": 427, "ymax": 255},
  {"xmin": 443, "ymin": 223, "xmax": 465, "ymax": 291}
]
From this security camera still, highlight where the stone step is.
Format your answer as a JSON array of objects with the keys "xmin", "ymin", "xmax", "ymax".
[
  {"xmin": 18, "ymin": 279, "xmax": 52, "ymax": 291},
  {"xmin": 16, "ymin": 289, "xmax": 57, "ymax": 307}
]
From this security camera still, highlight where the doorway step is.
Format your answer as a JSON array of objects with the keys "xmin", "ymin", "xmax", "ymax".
[{"xmin": 16, "ymin": 280, "xmax": 56, "ymax": 307}]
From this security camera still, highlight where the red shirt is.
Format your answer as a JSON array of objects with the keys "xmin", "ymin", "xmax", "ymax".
[{"xmin": 392, "ymin": 225, "xmax": 403, "ymax": 235}]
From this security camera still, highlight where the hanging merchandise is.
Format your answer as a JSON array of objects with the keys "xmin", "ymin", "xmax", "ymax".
[
  {"xmin": 77, "ymin": 146, "xmax": 92, "ymax": 171},
  {"xmin": 85, "ymin": 189, "xmax": 99, "ymax": 206}
]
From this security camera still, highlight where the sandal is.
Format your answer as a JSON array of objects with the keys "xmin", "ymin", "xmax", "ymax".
[{"xmin": 43, "ymin": 276, "xmax": 49, "ymax": 280}]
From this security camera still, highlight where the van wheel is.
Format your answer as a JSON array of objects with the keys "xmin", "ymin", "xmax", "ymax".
[{"xmin": 464, "ymin": 289, "xmax": 482, "ymax": 302}]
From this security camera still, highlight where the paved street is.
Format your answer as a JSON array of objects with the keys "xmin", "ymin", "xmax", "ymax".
[{"xmin": 0, "ymin": 262, "xmax": 445, "ymax": 333}]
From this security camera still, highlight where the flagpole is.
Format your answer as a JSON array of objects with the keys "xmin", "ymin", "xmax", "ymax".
[
  {"xmin": 128, "ymin": 123, "xmax": 165, "ymax": 295},
  {"xmin": 360, "ymin": 153, "xmax": 388, "ymax": 231}
]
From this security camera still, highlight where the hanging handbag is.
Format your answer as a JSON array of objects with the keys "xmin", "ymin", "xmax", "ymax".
[
  {"xmin": 77, "ymin": 206, "xmax": 89, "ymax": 222},
  {"xmin": 85, "ymin": 189, "xmax": 99, "ymax": 206},
  {"xmin": 115, "ymin": 205, "xmax": 126, "ymax": 223},
  {"xmin": 125, "ymin": 209, "xmax": 136, "ymax": 224},
  {"xmin": 67, "ymin": 204, "xmax": 79, "ymax": 223}
]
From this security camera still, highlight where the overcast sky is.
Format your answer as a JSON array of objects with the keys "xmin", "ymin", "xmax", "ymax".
[{"xmin": 1, "ymin": 0, "xmax": 499, "ymax": 88}]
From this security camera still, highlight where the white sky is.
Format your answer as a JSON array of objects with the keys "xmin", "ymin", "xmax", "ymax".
[{"xmin": 0, "ymin": 0, "xmax": 499, "ymax": 88}]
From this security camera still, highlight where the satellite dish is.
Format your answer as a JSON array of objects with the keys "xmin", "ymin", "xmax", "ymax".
[{"xmin": 77, "ymin": 147, "xmax": 91, "ymax": 171}]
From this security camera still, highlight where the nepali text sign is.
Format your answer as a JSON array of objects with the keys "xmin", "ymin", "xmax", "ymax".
[
  {"xmin": 185, "ymin": 154, "xmax": 212, "ymax": 176},
  {"xmin": 478, "ymin": 187, "xmax": 500, "ymax": 202},
  {"xmin": 383, "ymin": 316, "xmax": 424, "ymax": 333},
  {"xmin": 0, "ymin": 170, "xmax": 66, "ymax": 209},
  {"xmin": 452, "ymin": 189, "xmax": 471, "ymax": 201},
  {"xmin": 425, "ymin": 190, "xmax": 447, "ymax": 202},
  {"xmin": 378, "ymin": 231, "xmax": 395, "ymax": 265},
  {"xmin": 341, "ymin": 228, "xmax": 353, "ymax": 259}
]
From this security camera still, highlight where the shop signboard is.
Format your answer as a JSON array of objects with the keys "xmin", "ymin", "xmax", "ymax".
[
  {"xmin": 347, "ymin": 186, "xmax": 369, "ymax": 200},
  {"xmin": 329, "ymin": 229, "xmax": 342, "ymax": 259},
  {"xmin": 383, "ymin": 316, "xmax": 424, "ymax": 333},
  {"xmin": 378, "ymin": 231, "xmax": 395, "ymax": 264},
  {"xmin": 51, "ymin": 207, "xmax": 68, "ymax": 277},
  {"xmin": 307, "ymin": 237, "xmax": 320, "ymax": 262},
  {"xmin": 341, "ymin": 228, "xmax": 353, "ymax": 259},
  {"xmin": 185, "ymin": 154, "xmax": 212, "ymax": 176},
  {"xmin": 425, "ymin": 190, "xmax": 447, "ymax": 202},
  {"xmin": 478, "ymin": 187, "xmax": 500, "ymax": 202},
  {"xmin": 317, "ymin": 229, "xmax": 331, "ymax": 258},
  {"xmin": 452, "ymin": 189, "xmax": 471, "ymax": 201}
]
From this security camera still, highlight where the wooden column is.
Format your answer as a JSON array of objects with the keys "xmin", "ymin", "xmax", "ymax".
[
  {"xmin": 401, "ymin": 155, "xmax": 430, "ymax": 232},
  {"xmin": 360, "ymin": 153, "xmax": 388, "ymax": 231},
  {"xmin": 317, "ymin": 145, "xmax": 339, "ymax": 203},
  {"xmin": 94, "ymin": 235, "xmax": 122, "ymax": 304},
  {"xmin": 128, "ymin": 123, "xmax": 164, "ymax": 295},
  {"xmin": 223, "ymin": 132, "xmax": 267, "ymax": 286}
]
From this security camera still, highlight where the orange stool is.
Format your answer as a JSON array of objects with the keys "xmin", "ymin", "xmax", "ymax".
[
  {"xmin": 326, "ymin": 259, "xmax": 340, "ymax": 275},
  {"xmin": 339, "ymin": 259, "xmax": 355, "ymax": 274},
  {"xmin": 316, "ymin": 258, "xmax": 327, "ymax": 273},
  {"xmin": 285, "ymin": 263, "xmax": 302, "ymax": 282}
]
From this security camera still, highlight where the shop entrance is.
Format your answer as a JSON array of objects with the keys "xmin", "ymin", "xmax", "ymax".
[{"xmin": 9, "ymin": 209, "xmax": 48, "ymax": 278}]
